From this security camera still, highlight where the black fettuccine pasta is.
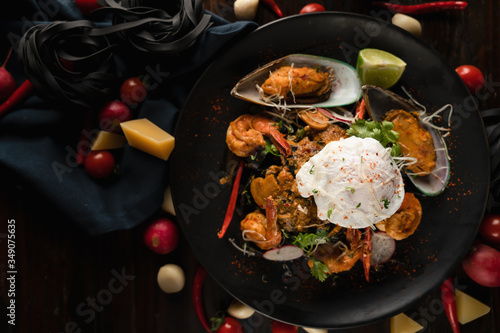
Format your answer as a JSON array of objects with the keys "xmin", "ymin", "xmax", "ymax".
[
  {"xmin": 17, "ymin": 20, "xmax": 117, "ymax": 108},
  {"xmin": 15, "ymin": 0, "xmax": 212, "ymax": 108}
]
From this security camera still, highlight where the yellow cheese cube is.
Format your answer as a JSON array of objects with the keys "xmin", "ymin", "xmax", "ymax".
[
  {"xmin": 120, "ymin": 118, "xmax": 175, "ymax": 160},
  {"xmin": 391, "ymin": 313, "xmax": 423, "ymax": 333},
  {"xmin": 91, "ymin": 131, "xmax": 127, "ymax": 150},
  {"xmin": 161, "ymin": 186, "xmax": 176, "ymax": 216},
  {"xmin": 455, "ymin": 289, "xmax": 491, "ymax": 325}
]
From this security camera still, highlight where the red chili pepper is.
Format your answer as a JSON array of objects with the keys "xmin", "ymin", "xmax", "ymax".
[
  {"xmin": 362, "ymin": 227, "xmax": 372, "ymax": 282},
  {"xmin": 218, "ymin": 159, "xmax": 244, "ymax": 239},
  {"xmin": 0, "ymin": 79, "xmax": 34, "ymax": 117},
  {"xmin": 355, "ymin": 98, "xmax": 366, "ymax": 119},
  {"xmin": 260, "ymin": 0, "xmax": 284, "ymax": 18},
  {"xmin": 440, "ymin": 277, "xmax": 460, "ymax": 333},
  {"xmin": 372, "ymin": 1, "xmax": 467, "ymax": 14},
  {"xmin": 193, "ymin": 265, "xmax": 211, "ymax": 333}
]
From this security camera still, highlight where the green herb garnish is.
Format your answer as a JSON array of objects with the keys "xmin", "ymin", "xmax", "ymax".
[
  {"xmin": 292, "ymin": 229, "xmax": 329, "ymax": 255},
  {"xmin": 346, "ymin": 119, "xmax": 401, "ymax": 157},
  {"xmin": 381, "ymin": 198, "xmax": 391, "ymax": 209},
  {"xmin": 310, "ymin": 257, "xmax": 330, "ymax": 282}
]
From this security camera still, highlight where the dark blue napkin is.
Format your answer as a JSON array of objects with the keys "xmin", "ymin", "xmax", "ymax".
[{"xmin": 0, "ymin": 1, "xmax": 258, "ymax": 234}]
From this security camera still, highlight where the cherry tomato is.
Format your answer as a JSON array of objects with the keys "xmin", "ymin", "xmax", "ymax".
[
  {"xmin": 217, "ymin": 317, "xmax": 244, "ymax": 333},
  {"xmin": 120, "ymin": 77, "xmax": 148, "ymax": 106},
  {"xmin": 455, "ymin": 65, "xmax": 485, "ymax": 94},
  {"xmin": 75, "ymin": 0, "xmax": 102, "ymax": 16},
  {"xmin": 479, "ymin": 214, "xmax": 500, "ymax": 245},
  {"xmin": 84, "ymin": 150, "xmax": 115, "ymax": 179},
  {"xmin": 270, "ymin": 320, "xmax": 298, "ymax": 333},
  {"xmin": 299, "ymin": 3, "xmax": 326, "ymax": 14}
]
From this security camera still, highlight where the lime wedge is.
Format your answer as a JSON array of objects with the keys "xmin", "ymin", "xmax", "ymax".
[{"xmin": 356, "ymin": 48, "xmax": 407, "ymax": 89}]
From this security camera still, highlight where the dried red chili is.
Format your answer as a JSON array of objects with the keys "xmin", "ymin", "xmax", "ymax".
[
  {"xmin": 218, "ymin": 159, "xmax": 244, "ymax": 238},
  {"xmin": 260, "ymin": 0, "xmax": 283, "ymax": 17},
  {"xmin": 0, "ymin": 80, "xmax": 34, "ymax": 117},
  {"xmin": 372, "ymin": 1, "xmax": 467, "ymax": 14},
  {"xmin": 440, "ymin": 277, "xmax": 460, "ymax": 333},
  {"xmin": 193, "ymin": 265, "xmax": 211, "ymax": 332}
]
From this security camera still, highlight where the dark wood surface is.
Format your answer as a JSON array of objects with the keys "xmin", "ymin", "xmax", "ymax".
[{"xmin": 1, "ymin": 1, "xmax": 499, "ymax": 332}]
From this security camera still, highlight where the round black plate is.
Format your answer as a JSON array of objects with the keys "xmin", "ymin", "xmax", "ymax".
[{"xmin": 171, "ymin": 12, "xmax": 489, "ymax": 328}]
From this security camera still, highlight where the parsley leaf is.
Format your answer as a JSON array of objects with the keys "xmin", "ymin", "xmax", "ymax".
[
  {"xmin": 346, "ymin": 119, "xmax": 401, "ymax": 157},
  {"xmin": 310, "ymin": 257, "xmax": 330, "ymax": 282},
  {"xmin": 292, "ymin": 229, "xmax": 329, "ymax": 255}
]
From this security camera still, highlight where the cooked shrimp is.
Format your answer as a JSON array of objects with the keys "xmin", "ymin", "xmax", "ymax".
[
  {"xmin": 311, "ymin": 228, "xmax": 363, "ymax": 274},
  {"xmin": 376, "ymin": 192, "xmax": 422, "ymax": 240},
  {"xmin": 226, "ymin": 114, "xmax": 291, "ymax": 157},
  {"xmin": 240, "ymin": 197, "xmax": 282, "ymax": 250},
  {"xmin": 226, "ymin": 114, "xmax": 266, "ymax": 157},
  {"xmin": 251, "ymin": 116, "xmax": 291, "ymax": 156}
]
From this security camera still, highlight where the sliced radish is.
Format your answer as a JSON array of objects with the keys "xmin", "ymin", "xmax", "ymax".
[
  {"xmin": 263, "ymin": 245, "xmax": 304, "ymax": 261},
  {"xmin": 370, "ymin": 232, "xmax": 396, "ymax": 265}
]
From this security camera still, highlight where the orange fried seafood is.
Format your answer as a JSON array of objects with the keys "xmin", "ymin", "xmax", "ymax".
[
  {"xmin": 385, "ymin": 109, "xmax": 436, "ymax": 175},
  {"xmin": 226, "ymin": 114, "xmax": 291, "ymax": 157},
  {"xmin": 240, "ymin": 197, "xmax": 282, "ymax": 250},
  {"xmin": 376, "ymin": 192, "xmax": 422, "ymax": 240},
  {"xmin": 260, "ymin": 66, "xmax": 332, "ymax": 104},
  {"xmin": 310, "ymin": 229, "xmax": 364, "ymax": 274}
]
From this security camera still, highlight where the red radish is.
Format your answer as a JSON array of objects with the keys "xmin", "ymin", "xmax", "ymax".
[
  {"xmin": 462, "ymin": 242, "xmax": 500, "ymax": 287},
  {"xmin": 370, "ymin": 232, "xmax": 396, "ymax": 265},
  {"xmin": 270, "ymin": 320, "xmax": 298, "ymax": 333},
  {"xmin": 263, "ymin": 245, "xmax": 304, "ymax": 261},
  {"xmin": 75, "ymin": 0, "xmax": 102, "ymax": 16},
  {"xmin": 0, "ymin": 48, "xmax": 16, "ymax": 103},
  {"xmin": 0, "ymin": 49, "xmax": 34, "ymax": 118},
  {"xmin": 98, "ymin": 100, "xmax": 133, "ymax": 133},
  {"xmin": 143, "ymin": 218, "xmax": 179, "ymax": 254}
]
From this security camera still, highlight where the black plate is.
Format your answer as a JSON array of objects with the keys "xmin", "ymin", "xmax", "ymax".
[{"xmin": 171, "ymin": 12, "xmax": 490, "ymax": 328}]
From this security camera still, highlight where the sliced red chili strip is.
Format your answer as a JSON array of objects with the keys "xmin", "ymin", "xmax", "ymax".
[{"xmin": 218, "ymin": 159, "xmax": 244, "ymax": 239}]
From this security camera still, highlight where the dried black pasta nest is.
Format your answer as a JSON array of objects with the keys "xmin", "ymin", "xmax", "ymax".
[{"xmin": 15, "ymin": 0, "xmax": 212, "ymax": 108}]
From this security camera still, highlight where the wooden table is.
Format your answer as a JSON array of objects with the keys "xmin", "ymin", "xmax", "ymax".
[{"xmin": 1, "ymin": 1, "xmax": 499, "ymax": 332}]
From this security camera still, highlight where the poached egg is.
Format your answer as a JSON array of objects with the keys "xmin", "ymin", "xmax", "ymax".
[{"xmin": 296, "ymin": 136, "xmax": 404, "ymax": 229}]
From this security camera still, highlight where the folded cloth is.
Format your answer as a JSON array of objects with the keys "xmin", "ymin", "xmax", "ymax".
[{"xmin": 0, "ymin": 0, "xmax": 258, "ymax": 234}]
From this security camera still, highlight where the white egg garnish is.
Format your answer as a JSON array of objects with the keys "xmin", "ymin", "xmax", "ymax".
[{"xmin": 296, "ymin": 136, "xmax": 404, "ymax": 229}]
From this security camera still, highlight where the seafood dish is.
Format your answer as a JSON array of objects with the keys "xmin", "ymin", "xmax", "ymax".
[
  {"xmin": 231, "ymin": 54, "xmax": 362, "ymax": 109},
  {"xmin": 222, "ymin": 56, "xmax": 451, "ymax": 283}
]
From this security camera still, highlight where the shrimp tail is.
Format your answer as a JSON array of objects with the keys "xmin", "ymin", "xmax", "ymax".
[
  {"xmin": 269, "ymin": 131, "xmax": 292, "ymax": 157},
  {"xmin": 265, "ymin": 196, "xmax": 282, "ymax": 248}
]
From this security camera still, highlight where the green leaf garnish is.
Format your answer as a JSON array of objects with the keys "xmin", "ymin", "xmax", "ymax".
[
  {"xmin": 310, "ymin": 257, "xmax": 329, "ymax": 282},
  {"xmin": 381, "ymin": 198, "xmax": 390, "ymax": 209},
  {"xmin": 346, "ymin": 119, "xmax": 401, "ymax": 157},
  {"xmin": 292, "ymin": 229, "xmax": 329, "ymax": 255}
]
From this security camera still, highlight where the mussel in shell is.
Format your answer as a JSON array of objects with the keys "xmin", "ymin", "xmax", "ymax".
[
  {"xmin": 362, "ymin": 85, "xmax": 451, "ymax": 196},
  {"xmin": 231, "ymin": 54, "xmax": 362, "ymax": 109},
  {"xmin": 260, "ymin": 66, "xmax": 332, "ymax": 104}
]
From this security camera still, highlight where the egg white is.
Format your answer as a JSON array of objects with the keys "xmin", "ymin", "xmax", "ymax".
[{"xmin": 296, "ymin": 136, "xmax": 405, "ymax": 229}]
